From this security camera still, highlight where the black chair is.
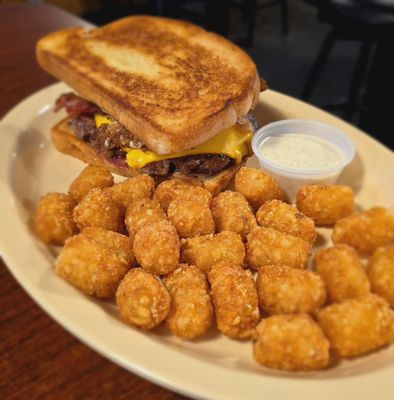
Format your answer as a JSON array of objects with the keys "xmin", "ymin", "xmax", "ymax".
[
  {"xmin": 302, "ymin": 0, "xmax": 394, "ymax": 126},
  {"xmin": 156, "ymin": 1, "xmax": 288, "ymax": 45}
]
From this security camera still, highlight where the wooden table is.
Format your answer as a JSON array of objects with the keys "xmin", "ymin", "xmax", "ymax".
[{"xmin": 0, "ymin": 4, "xmax": 186, "ymax": 399}]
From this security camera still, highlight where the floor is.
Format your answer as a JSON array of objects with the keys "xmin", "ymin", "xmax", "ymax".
[{"xmin": 84, "ymin": 0, "xmax": 393, "ymax": 149}]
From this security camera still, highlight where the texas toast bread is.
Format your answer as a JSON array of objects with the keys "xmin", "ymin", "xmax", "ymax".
[{"xmin": 36, "ymin": 16, "xmax": 264, "ymax": 193}]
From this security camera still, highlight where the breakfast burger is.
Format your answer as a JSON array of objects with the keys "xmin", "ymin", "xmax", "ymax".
[{"xmin": 36, "ymin": 16, "xmax": 265, "ymax": 194}]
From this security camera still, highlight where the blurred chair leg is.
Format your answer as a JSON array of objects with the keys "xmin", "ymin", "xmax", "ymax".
[
  {"xmin": 161, "ymin": 0, "xmax": 182, "ymax": 18},
  {"xmin": 344, "ymin": 41, "xmax": 373, "ymax": 121},
  {"xmin": 205, "ymin": 0, "xmax": 230, "ymax": 36},
  {"xmin": 360, "ymin": 40, "xmax": 394, "ymax": 148},
  {"xmin": 155, "ymin": 0, "xmax": 163, "ymax": 15},
  {"xmin": 244, "ymin": 0, "xmax": 257, "ymax": 46},
  {"xmin": 280, "ymin": 0, "xmax": 288, "ymax": 35},
  {"xmin": 301, "ymin": 30, "xmax": 337, "ymax": 101}
]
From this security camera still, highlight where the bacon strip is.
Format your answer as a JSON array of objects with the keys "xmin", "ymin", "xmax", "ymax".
[{"xmin": 55, "ymin": 92, "xmax": 100, "ymax": 116}]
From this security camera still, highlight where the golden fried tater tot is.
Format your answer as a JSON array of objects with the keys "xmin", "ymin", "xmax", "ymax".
[
  {"xmin": 317, "ymin": 294, "xmax": 394, "ymax": 357},
  {"xmin": 80, "ymin": 226, "xmax": 132, "ymax": 258},
  {"xmin": 234, "ymin": 167, "xmax": 285, "ymax": 211},
  {"xmin": 108, "ymin": 174, "xmax": 155, "ymax": 211},
  {"xmin": 154, "ymin": 179, "xmax": 212, "ymax": 211},
  {"xmin": 332, "ymin": 207, "xmax": 394, "ymax": 254},
  {"xmin": 368, "ymin": 245, "xmax": 394, "ymax": 306},
  {"xmin": 208, "ymin": 261, "xmax": 260, "ymax": 339},
  {"xmin": 246, "ymin": 227, "xmax": 310, "ymax": 270},
  {"xmin": 55, "ymin": 227, "xmax": 133, "ymax": 298},
  {"xmin": 34, "ymin": 192, "xmax": 78, "ymax": 245},
  {"xmin": 125, "ymin": 198, "xmax": 167, "ymax": 242},
  {"xmin": 296, "ymin": 184, "xmax": 354, "ymax": 226},
  {"xmin": 256, "ymin": 200, "xmax": 316, "ymax": 244},
  {"xmin": 73, "ymin": 187, "xmax": 123, "ymax": 232},
  {"xmin": 133, "ymin": 220, "xmax": 180, "ymax": 275},
  {"xmin": 116, "ymin": 268, "xmax": 171, "ymax": 330},
  {"xmin": 68, "ymin": 164, "xmax": 114, "ymax": 202},
  {"xmin": 164, "ymin": 264, "xmax": 213, "ymax": 339},
  {"xmin": 167, "ymin": 199, "xmax": 215, "ymax": 238},
  {"xmin": 256, "ymin": 265, "xmax": 326, "ymax": 314},
  {"xmin": 253, "ymin": 314, "xmax": 330, "ymax": 371},
  {"xmin": 211, "ymin": 191, "xmax": 257, "ymax": 240},
  {"xmin": 314, "ymin": 244, "xmax": 370, "ymax": 303},
  {"xmin": 180, "ymin": 231, "xmax": 245, "ymax": 273}
]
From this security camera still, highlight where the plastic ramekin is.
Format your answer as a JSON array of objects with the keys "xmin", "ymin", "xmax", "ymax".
[{"xmin": 251, "ymin": 119, "xmax": 355, "ymax": 202}]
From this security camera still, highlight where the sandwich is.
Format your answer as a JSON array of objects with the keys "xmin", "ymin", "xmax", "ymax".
[{"xmin": 36, "ymin": 16, "xmax": 265, "ymax": 194}]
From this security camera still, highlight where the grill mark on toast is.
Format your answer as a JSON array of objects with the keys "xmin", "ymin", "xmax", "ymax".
[{"xmin": 65, "ymin": 35, "xmax": 245, "ymax": 112}]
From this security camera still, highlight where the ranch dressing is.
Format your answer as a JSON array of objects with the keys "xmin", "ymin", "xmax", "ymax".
[{"xmin": 259, "ymin": 133, "xmax": 343, "ymax": 171}]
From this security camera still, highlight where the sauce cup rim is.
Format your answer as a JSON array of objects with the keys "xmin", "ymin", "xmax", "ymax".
[{"xmin": 251, "ymin": 119, "xmax": 355, "ymax": 176}]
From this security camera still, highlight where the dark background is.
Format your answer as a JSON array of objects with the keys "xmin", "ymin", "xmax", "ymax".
[
  {"xmin": 81, "ymin": 0, "xmax": 394, "ymax": 149},
  {"xmin": 3, "ymin": 0, "xmax": 393, "ymax": 149}
]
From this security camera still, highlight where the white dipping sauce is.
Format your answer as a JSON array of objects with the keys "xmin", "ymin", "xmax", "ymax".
[{"xmin": 259, "ymin": 133, "xmax": 344, "ymax": 170}]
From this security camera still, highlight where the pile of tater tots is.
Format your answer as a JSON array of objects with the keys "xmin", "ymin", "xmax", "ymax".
[{"xmin": 34, "ymin": 165, "xmax": 394, "ymax": 371}]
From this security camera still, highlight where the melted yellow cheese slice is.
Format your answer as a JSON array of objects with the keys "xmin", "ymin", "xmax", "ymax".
[
  {"xmin": 95, "ymin": 114, "xmax": 112, "ymax": 127},
  {"xmin": 94, "ymin": 114, "xmax": 253, "ymax": 169}
]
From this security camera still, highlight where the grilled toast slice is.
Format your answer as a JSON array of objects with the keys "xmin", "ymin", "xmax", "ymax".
[{"xmin": 37, "ymin": 16, "xmax": 260, "ymax": 155}]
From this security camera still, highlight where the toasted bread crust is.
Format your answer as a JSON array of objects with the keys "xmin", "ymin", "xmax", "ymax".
[
  {"xmin": 51, "ymin": 118, "xmax": 243, "ymax": 195},
  {"xmin": 37, "ymin": 16, "xmax": 260, "ymax": 155}
]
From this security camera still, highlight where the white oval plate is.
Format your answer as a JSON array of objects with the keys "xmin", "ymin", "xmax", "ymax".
[{"xmin": 1, "ymin": 83, "xmax": 393, "ymax": 400}]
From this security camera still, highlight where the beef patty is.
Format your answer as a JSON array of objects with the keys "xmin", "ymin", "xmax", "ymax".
[{"xmin": 141, "ymin": 154, "xmax": 233, "ymax": 177}]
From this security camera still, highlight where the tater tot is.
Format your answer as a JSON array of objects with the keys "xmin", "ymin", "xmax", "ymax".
[
  {"xmin": 125, "ymin": 198, "xmax": 167, "ymax": 242},
  {"xmin": 211, "ymin": 191, "xmax": 257, "ymax": 240},
  {"xmin": 208, "ymin": 261, "xmax": 260, "ymax": 339},
  {"xmin": 296, "ymin": 184, "xmax": 354, "ymax": 226},
  {"xmin": 368, "ymin": 245, "xmax": 394, "ymax": 306},
  {"xmin": 55, "ymin": 227, "xmax": 134, "ymax": 298},
  {"xmin": 68, "ymin": 164, "xmax": 114, "ymax": 202},
  {"xmin": 253, "ymin": 314, "xmax": 330, "ymax": 371},
  {"xmin": 116, "ymin": 268, "xmax": 171, "ymax": 330},
  {"xmin": 73, "ymin": 187, "xmax": 123, "ymax": 232},
  {"xmin": 164, "ymin": 264, "xmax": 213, "ymax": 339},
  {"xmin": 180, "ymin": 231, "xmax": 245, "ymax": 273},
  {"xmin": 246, "ymin": 227, "xmax": 310, "ymax": 270},
  {"xmin": 108, "ymin": 174, "xmax": 155, "ymax": 211},
  {"xmin": 317, "ymin": 294, "xmax": 394, "ymax": 357},
  {"xmin": 256, "ymin": 200, "xmax": 316, "ymax": 244},
  {"xmin": 256, "ymin": 265, "xmax": 326, "ymax": 314},
  {"xmin": 332, "ymin": 207, "xmax": 394, "ymax": 254},
  {"xmin": 34, "ymin": 192, "xmax": 78, "ymax": 245},
  {"xmin": 314, "ymin": 245, "xmax": 370, "ymax": 303},
  {"xmin": 154, "ymin": 179, "xmax": 212, "ymax": 211},
  {"xmin": 167, "ymin": 199, "xmax": 215, "ymax": 238},
  {"xmin": 234, "ymin": 167, "xmax": 285, "ymax": 211},
  {"xmin": 133, "ymin": 220, "xmax": 180, "ymax": 275}
]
